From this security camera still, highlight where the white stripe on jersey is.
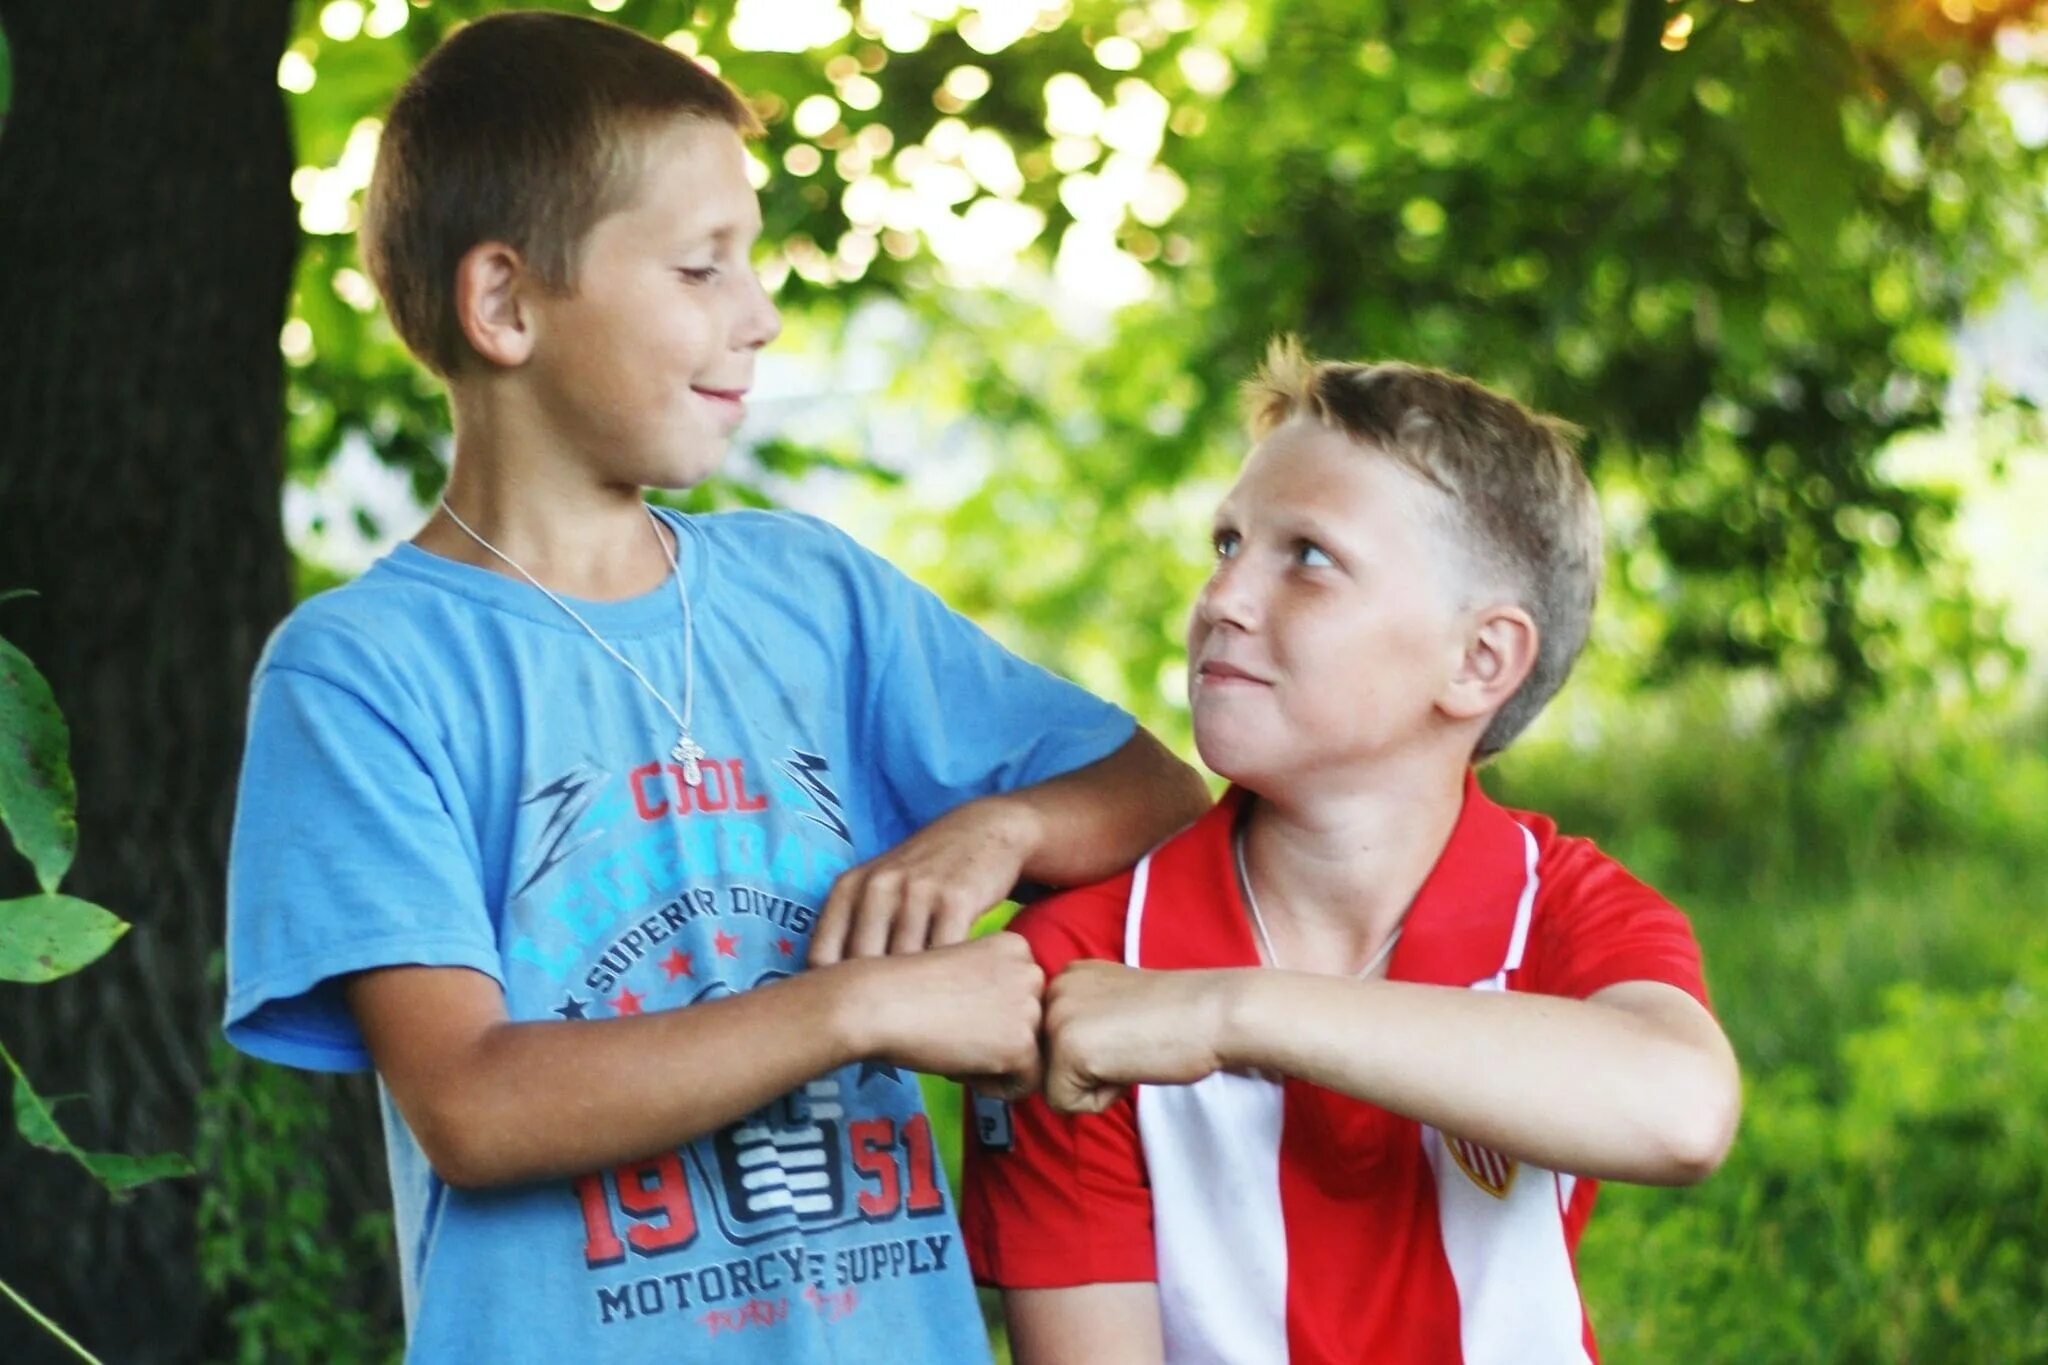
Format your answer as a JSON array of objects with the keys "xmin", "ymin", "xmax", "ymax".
[
  {"xmin": 1127, "ymin": 854, "xmax": 1291, "ymax": 1365},
  {"xmin": 1430, "ymin": 823, "xmax": 1592, "ymax": 1365}
]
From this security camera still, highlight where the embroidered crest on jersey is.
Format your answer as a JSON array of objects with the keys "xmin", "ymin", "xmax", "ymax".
[{"xmin": 1446, "ymin": 1135, "xmax": 1518, "ymax": 1199}]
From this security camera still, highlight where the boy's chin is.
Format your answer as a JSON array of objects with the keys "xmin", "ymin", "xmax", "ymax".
[
  {"xmin": 1191, "ymin": 735, "xmax": 1271, "ymax": 792},
  {"xmin": 634, "ymin": 442, "xmax": 731, "ymax": 494}
]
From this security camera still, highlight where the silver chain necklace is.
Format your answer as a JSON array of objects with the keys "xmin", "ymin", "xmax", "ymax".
[
  {"xmin": 438, "ymin": 498, "xmax": 709, "ymax": 786},
  {"xmin": 1233, "ymin": 818, "xmax": 1404, "ymax": 979}
]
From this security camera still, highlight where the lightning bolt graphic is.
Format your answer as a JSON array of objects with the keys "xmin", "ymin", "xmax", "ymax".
[
  {"xmin": 512, "ymin": 763, "xmax": 607, "ymax": 897},
  {"xmin": 779, "ymin": 750, "xmax": 851, "ymax": 846}
]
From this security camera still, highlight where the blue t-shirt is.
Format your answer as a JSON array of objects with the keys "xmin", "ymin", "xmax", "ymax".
[{"xmin": 223, "ymin": 508, "xmax": 1134, "ymax": 1363}]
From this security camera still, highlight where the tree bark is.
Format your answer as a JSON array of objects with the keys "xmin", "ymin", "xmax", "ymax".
[{"xmin": 0, "ymin": 3, "xmax": 312, "ymax": 1359}]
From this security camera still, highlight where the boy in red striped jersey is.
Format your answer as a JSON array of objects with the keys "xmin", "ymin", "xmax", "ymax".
[{"xmin": 961, "ymin": 340, "xmax": 1741, "ymax": 1365}]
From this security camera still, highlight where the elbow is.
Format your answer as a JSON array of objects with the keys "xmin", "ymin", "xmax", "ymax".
[
  {"xmin": 1650, "ymin": 1059, "xmax": 1742, "ymax": 1185},
  {"xmin": 404, "ymin": 1084, "xmax": 525, "ymax": 1190},
  {"xmin": 412, "ymin": 1105, "xmax": 499, "ymax": 1190},
  {"xmin": 1155, "ymin": 745, "xmax": 1213, "ymax": 832},
  {"xmin": 422, "ymin": 1131, "xmax": 504, "ymax": 1191},
  {"xmin": 1173, "ymin": 764, "xmax": 1214, "ymax": 827}
]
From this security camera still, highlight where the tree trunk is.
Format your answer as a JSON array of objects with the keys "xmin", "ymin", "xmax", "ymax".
[{"xmin": 0, "ymin": 4, "xmax": 312, "ymax": 1359}]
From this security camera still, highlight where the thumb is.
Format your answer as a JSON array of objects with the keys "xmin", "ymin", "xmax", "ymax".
[
  {"xmin": 1043, "ymin": 1049, "xmax": 1103, "ymax": 1114},
  {"xmin": 1048, "ymin": 1073, "xmax": 1126, "ymax": 1115}
]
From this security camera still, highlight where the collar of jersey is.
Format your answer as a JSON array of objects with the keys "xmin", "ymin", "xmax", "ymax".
[{"xmin": 1162, "ymin": 771, "xmax": 1531, "ymax": 988}]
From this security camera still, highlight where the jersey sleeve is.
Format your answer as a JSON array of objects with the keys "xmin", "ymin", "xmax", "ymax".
[
  {"xmin": 1517, "ymin": 834, "xmax": 1711, "ymax": 1008},
  {"xmin": 961, "ymin": 879, "xmax": 1159, "ymax": 1288},
  {"xmin": 834, "ymin": 524, "xmax": 1136, "ymax": 837},
  {"xmin": 222, "ymin": 652, "xmax": 499, "ymax": 1074}
]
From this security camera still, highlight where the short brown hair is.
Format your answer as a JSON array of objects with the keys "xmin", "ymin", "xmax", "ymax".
[
  {"xmin": 1243, "ymin": 338, "xmax": 1603, "ymax": 759},
  {"xmin": 360, "ymin": 12, "xmax": 759, "ymax": 377}
]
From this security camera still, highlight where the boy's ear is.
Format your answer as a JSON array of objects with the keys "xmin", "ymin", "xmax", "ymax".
[
  {"xmin": 453, "ymin": 241, "xmax": 537, "ymax": 369},
  {"xmin": 1441, "ymin": 603, "xmax": 1540, "ymax": 724}
]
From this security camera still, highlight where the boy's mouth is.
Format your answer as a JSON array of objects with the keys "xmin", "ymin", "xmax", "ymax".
[
  {"xmin": 1196, "ymin": 660, "xmax": 1270, "ymax": 686},
  {"xmin": 692, "ymin": 386, "xmax": 748, "ymax": 404}
]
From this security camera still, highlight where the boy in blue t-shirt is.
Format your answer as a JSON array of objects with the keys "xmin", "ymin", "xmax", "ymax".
[{"xmin": 222, "ymin": 14, "xmax": 1207, "ymax": 1362}]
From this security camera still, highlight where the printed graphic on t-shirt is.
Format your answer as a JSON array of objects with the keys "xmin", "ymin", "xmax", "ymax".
[{"xmin": 496, "ymin": 744, "xmax": 961, "ymax": 1343}]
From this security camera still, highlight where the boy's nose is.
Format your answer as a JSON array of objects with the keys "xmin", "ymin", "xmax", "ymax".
[
  {"xmin": 1198, "ymin": 560, "xmax": 1258, "ymax": 632},
  {"xmin": 738, "ymin": 269, "xmax": 783, "ymax": 351}
]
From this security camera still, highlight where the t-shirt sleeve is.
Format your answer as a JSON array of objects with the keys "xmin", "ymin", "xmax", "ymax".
[
  {"xmin": 1518, "ymin": 835, "xmax": 1711, "ymax": 1009},
  {"xmin": 839, "ymin": 527, "xmax": 1136, "ymax": 835},
  {"xmin": 222, "ymin": 659, "xmax": 500, "ymax": 1074},
  {"xmin": 961, "ymin": 882, "xmax": 1158, "ymax": 1288}
]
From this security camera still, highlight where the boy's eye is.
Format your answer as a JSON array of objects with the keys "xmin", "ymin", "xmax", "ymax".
[
  {"xmin": 1296, "ymin": 542, "xmax": 1334, "ymax": 569},
  {"xmin": 1212, "ymin": 530, "xmax": 1240, "ymax": 559},
  {"xmin": 678, "ymin": 266, "xmax": 720, "ymax": 284}
]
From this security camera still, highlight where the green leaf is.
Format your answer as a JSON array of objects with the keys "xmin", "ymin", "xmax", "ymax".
[
  {"xmin": 0, "ymin": 590, "xmax": 34, "ymax": 607},
  {"xmin": 1736, "ymin": 53, "xmax": 1859, "ymax": 263},
  {"xmin": 0, "ymin": 894, "xmax": 128, "ymax": 983},
  {"xmin": 5, "ymin": 1057, "xmax": 193, "ymax": 1198},
  {"xmin": 0, "ymin": 634, "xmax": 78, "ymax": 892}
]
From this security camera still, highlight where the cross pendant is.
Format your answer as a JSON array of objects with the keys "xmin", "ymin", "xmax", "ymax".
[{"xmin": 672, "ymin": 733, "xmax": 707, "ymax": 787}]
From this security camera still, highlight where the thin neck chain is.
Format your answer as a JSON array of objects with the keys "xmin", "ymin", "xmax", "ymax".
[
  {"xmin": 437, "ymin": 498, "xmax": 708, "ymax": 784},
  {"xmin": 1232, "ymin": 815, "xmax": 1403, "ymax": 979}
]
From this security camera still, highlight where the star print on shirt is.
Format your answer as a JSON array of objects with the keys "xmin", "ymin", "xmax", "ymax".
[
  {"xmin": 777, "ymin": 938, "xmax": 796, "ymax": 958},
  {"xmin": 858, "ymin": 1061, "xmax": 904, "ymax": 1087},
  {"xmin": 611, "ymin": 987, "xmax": 645, "ymax": 1017},
  {"xmin": 661, "ymin": 949, "xmax": 695, "ymax": 981},
  {"xmin": 553, "ymin": 994, "xmax": 588, "ymax": 1021},
  {"xmin": 714, "ymin": 929, "xmax": 741, "ymax": 959}
]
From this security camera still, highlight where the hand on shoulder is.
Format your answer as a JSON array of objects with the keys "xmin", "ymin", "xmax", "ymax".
[{"xmin": 809, "ymin": 795, "xmax": 1040, "ymax": 963}]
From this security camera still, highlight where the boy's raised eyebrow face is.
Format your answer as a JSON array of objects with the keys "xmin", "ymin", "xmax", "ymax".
[
  {"xmin": 1212, "ymin": 466, "xmax": 1373, "ymax": 562},
  {"xmin": 689, "ymin": 221, "xmax": 763, "ymax": 252}
]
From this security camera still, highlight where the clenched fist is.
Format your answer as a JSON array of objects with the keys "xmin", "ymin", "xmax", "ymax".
[
  {"xmin": 841, "ymin": 932, "xmax": 1046, "ymax": 1094},
  {"xmin": 1042, "ymin": 961, "xmax": 1238, "ymax": 1114}
]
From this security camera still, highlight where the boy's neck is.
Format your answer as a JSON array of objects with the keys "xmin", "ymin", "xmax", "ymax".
[
  {"xmin": 415, "ymin": 392, "xmax": 681, "ymax": 603},
  {"xmin": 1240, "ymin": 753, "xmax": 1471, "ymax": 969}
]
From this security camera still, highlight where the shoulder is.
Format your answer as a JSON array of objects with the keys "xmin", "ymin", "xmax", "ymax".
[
  {"xmin": 1510, "ymin": 806, "xmax": 1710, "ymax": 1005},
  {"xmin": 251, "ymin": 566, "xmax": 468, "ymax": 737},
  {"xmin": 1518, "ymin": 810, "xmax": 1677, "ymax": 921},
  {"xmin": 259, "ymin": 572, "xmax": 423, "ymax": 688},
  {"xmin": 688, "ymin": 509, "xmax": 918, "ymax": 611},
  {"xmin": 690, "ymin": 508, "xmax": 877, "ymax": 568},
  {"xmin": 1009, "ymin": 873, "xmax": 1135, "ymax": 976}
]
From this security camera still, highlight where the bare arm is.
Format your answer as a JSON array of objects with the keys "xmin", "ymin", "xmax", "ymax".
[
  {"xmin": 348, "ymin": 932, "xmax": 1043, "ymax": 1188},
  {"xmin": 811, "ymin": 728, "xmax": 1209, "ymax": 963},
  {"xmin": 1044, "ymin": 965, "xmax": 1740, "ymax": 1185},
  {"xmin": 1005, "ymin": 1284, "xmax": 1165, "ymax": 1365}
]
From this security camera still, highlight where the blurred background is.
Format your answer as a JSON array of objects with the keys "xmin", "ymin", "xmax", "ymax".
[{"xmin": 1, "ymin": 0, "xmax": 2045, "ymax": 1360}]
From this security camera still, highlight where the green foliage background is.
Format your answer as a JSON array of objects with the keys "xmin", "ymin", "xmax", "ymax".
[{"xmin": 195, "ymin": 0, "xmax": 2048, "ymax": 1361}]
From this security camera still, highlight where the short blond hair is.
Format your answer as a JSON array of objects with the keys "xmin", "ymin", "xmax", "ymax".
[
  {"xmin": 361, "ymin": 12, "xmax": 760, "ymax": 377},
  {"xmin": 1243, "ymin": 338, "xmax": 1603, "ymax": 759}
]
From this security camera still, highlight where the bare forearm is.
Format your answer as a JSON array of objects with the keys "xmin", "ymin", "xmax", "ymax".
[
  {"xmin": 401, "ymin": 968, "xmax": 864, "ymax": 1186},
  {"xmin": 1006, "ymin": 729, "xmax": 1209, "ymax": 888},
  {"xmin": 1006, "ymin": 1285, "xmax": 1164, "ymax": 1365},
  {"xmin": 1219, "ymin": 973, "xmax": 1739, "ymax": 1184},
  {"xmin": 362, "ymin": 937, "xmax": 1044, "ymax": 1188}
]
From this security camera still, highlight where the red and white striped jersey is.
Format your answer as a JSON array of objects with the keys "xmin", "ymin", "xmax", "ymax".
[{"xmin": 961, "ymin": 775, "xmax": 1711, "ymax": 1364}]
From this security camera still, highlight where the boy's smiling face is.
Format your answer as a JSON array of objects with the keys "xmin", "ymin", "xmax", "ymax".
[
  {"xmin": 522, "ymin": 116, "xmax": 782, "ymax": 491},
  {"xmin": 1188, "ymin": 419, "xmax": 1489, "ymax": 792}
]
